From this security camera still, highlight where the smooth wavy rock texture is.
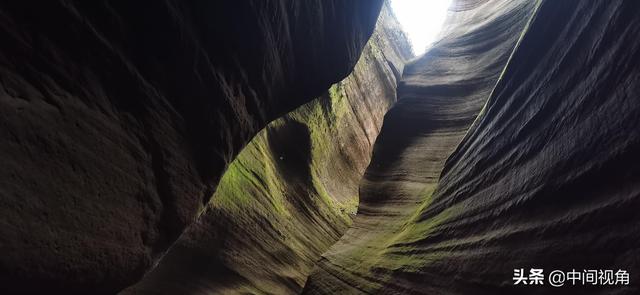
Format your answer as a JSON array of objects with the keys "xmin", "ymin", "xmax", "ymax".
[
  {"xmin": 0, "ymin": 1, "xmax": 382, "ymax": 293},
  {"xmin": 303, "ymin": 0, "xmax": 538, "ymax": 293},
  {"xmin": 306, "ymin": 0, "xmax": 640, "ymax": 294},
  {"xmin": 413, "ymin": 0, "xmax": 640, "ymax": 294},
  {"xmin": 122, "ymin": 3, "xmax": 411, "ymax": 294}
]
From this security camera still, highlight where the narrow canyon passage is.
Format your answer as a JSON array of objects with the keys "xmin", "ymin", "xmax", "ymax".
[
  {"xmin": 3, "ymin": 0, "xmax": 640, "ymax": 294},
  {"xmin": 122, "ymin": 3, "xmax": 412, "ymax": 294},
  {"xmin": 308, "ymin": 0, "xmax": 640, "ymax": 294},
  {"xmin": 303, "ymin": 0, "xmax": 538, "ymax": 293}
]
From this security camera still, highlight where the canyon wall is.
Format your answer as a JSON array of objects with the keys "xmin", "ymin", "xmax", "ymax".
[
  {"xmin": 303, "ymin": 0, "xmax": 538, "ymax": 293},
  {"xmin": 407, "ymin": 0, "xmax": 640, "ymax": 293},
  {"xmin": 5, "ymin": 0, "xmax": 640, "ymax": 294},
  {"xmin": 123, "ymin": 4, "xmax": 411, "ymax": 294},
  {"xmin": 306, "ymin": 0, "xmax": 640, "ymax": 294},
  {"xmin": 0, "ymin": 1, "xmax": 382, "ymax": 293}
]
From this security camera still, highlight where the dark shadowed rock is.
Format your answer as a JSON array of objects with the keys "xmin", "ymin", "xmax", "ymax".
[
  {"xmin": 0, "ymin": 1, "xmax": 382, "ymax": 293},
  {"xmin": 122, "ymin": 4, "xmax": 412, "ymax": 293}
]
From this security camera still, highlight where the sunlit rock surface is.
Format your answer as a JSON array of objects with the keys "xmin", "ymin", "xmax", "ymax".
[
  {"xmin": 122, "ymin": 4, "xmax": 411, "ymax": 294},
  {"xmin": 0, "ymin": 1, "xmax": 382, "ymax": 293},
  {"xmin": 303, "ymin": 0, "xmax": 538, "ymax": 293},
  {"xmin": 306, "ymin": 0, "xmax": 640, "ymax": 294}
]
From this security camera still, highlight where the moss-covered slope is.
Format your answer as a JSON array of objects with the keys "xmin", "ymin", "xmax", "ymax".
[
  {"xmin": 0, "ymin": 1, "xmax": 384, "ymax": 293},
  {"xmin": 122, "ymin": 3, "xmax": 411, "ymax": 294}
]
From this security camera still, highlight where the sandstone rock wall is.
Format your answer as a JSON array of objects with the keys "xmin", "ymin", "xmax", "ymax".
[
  {"xmin": 0, "ymin": 1, "xmax": 381, "ymax": 293},
  {"xmin": 303, "ymin": 0, "xmax": 539, "ymax": 293},
  {"xmin": 412, "ymin": 0, "xmax": 640, "ymax": 293},
  {"xmin": 123, "ymin": 4, "xmax": 411, "ymax": 294},
  {"xmin": 306, "ymin": 0, "xmax": 640, "ymax": 294},
  {"xmin": 5, "ymin": 0, "xmax": 640, "ymax": 294}
]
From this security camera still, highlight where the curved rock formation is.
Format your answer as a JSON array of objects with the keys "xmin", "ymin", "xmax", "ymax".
[
  {"xmin": 6, "ymin": 0, "xmax": 640, "ymax": 293},
  {"xmin": 408, "ymin": 0, "xmax": 640, "ymax": 293},
  {"xmin": 306, "ymin": 0, "xmax": 640, "ymax": 294},
  {"xmin": 303, "ymin": 0, "xmax": 539, "ymax": 293},
  {"xmin": 123, "ymin": 4, "xmax": 411, "ymax": 293},
  {"xmin": 0, "ymin": 1, "xmax": 382, "ymax": 293}
]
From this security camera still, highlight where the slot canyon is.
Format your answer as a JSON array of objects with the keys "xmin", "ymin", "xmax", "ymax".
[{"xmin": 1, "ymin": 0, "xmax": 639, "ymax": 294}]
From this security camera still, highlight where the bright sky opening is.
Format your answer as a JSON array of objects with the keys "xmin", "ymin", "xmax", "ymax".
[{"xmin": 390, "ymin": 0, "xmax": 453, "ymax": 55}]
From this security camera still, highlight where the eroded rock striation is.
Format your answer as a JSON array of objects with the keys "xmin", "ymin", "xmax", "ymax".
[
  {"xmin": 123, "ymin": 4, "xmax": 411, "ymax": 293},
  {"xmin": 0, "ymin": 1, "xmax": 382, "ymax": 293},
  {"xmin": 5, "ymin": 0, "xmax": 640, "ymax": 293},
  {"xmin": 303, "ymin": 0, "xmax": 538, "ymax": 293},
  {"xmin": 407, "ymin": 1, "xmax": 640, "ymax": 293},
  {"xmin": 306, "ymin": 0, "xmax": 640, "ymax": 294}
]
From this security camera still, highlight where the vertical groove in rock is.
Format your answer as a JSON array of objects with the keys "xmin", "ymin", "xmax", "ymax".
[
  {"xmin": 303, "ymin": 0, "xmax": 538, "ymax": 293},
  {"xmin": 122, "ymin": 3, "xmax": 412, "ymax": 294}
]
